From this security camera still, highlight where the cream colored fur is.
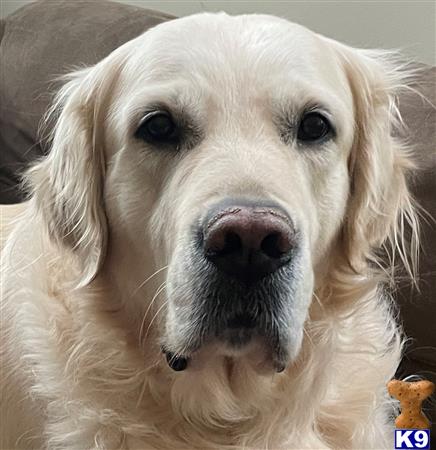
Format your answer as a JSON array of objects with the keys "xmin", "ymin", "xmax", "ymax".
[{"xmin": 1, "ymin": 13, "xmax": 419, "ymax": 450}]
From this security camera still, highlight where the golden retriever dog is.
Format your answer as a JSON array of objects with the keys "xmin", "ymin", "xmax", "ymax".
[{"xmin": 0, "ymin": 12, "xmax": 420, "ymax": 449}]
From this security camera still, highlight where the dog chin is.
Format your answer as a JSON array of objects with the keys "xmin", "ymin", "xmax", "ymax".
[
  {"xmin": 169, "ymin": 338, "xmax": 285, "ymax": 375},
  {"xmin": 219, "ymin": 337, "xmax": 289, "ymax": 374},
  {"xmin": 163, "ymin": 331, "xmax": 299, "ymax": 375}
]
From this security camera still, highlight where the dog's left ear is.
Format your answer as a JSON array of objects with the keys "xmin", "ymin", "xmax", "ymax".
[
  {"xmin": 28, "ymin": 57, "xmax": 122, "ymax": 287},
  {"xmin": 333, "ymin": 44, "xmax": 419, "ymax": 276}
]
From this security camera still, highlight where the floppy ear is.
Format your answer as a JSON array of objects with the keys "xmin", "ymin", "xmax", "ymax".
[
  {"xmin": 28, "ymin": 63, "xmax": 116, "ymax": 286},
  {"xmin": 336, "ymin": 46, "xmax": 419, "ymax": 278}
]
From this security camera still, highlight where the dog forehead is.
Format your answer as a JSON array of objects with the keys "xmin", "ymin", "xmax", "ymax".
[
  {"xmin": 142, "ymin": 12, "xmax": 315, "ymax": 52},
  {"xmin": 124, "ymin": 13, "xmax": 337, "ymax": 88}
]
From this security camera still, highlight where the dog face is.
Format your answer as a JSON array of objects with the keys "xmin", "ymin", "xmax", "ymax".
[{"xmin": 32, "ymin": 13, "xmax": 414, "ymax": 374}]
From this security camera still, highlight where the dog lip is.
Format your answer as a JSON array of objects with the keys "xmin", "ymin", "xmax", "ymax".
[
  {"xmin": 162, "ymin": 348, "xmax": 189, "ymax": 371},
  {"xmin": 274, "ymin": 362, "xmax": 286, "ymax": 373}
]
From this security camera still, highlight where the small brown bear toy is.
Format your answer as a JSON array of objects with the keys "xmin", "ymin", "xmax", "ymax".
[{"xmin": 388, "ymin": 379, "xmax": 435, "ymax": 429}]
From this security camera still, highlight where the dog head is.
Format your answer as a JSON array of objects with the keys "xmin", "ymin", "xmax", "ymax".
[{"xmin": 30, "ymin": 13, "xmax": 417, "ymax": 376}]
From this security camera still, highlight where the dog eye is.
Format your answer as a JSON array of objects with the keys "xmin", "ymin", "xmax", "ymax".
[
  {"xmin": 135, "ymin": 111, "xmax": 179, "ymax": 144},
  {"xmin": 297, "ymin": 112, "xmax": 331, "ymax": 142}
]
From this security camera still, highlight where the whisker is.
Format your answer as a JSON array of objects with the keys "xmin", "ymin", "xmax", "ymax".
[
  {"xmin": 312, "ymin": 291, "xmax": 325, "ymax": 312},
  {"xmin": 303, "ymin": 326, "xmax": 315, "ymax": 349},
  {"xmin": 131, "ymin": 265, "xmax": 169, "ymax": 297},
  {"xmin": 144, "ymin": 299, "xmax": 169, "ymax": 342},
  {"xmin": 138, "ymin": 281, "xmax": 167, "ymax": 345}
]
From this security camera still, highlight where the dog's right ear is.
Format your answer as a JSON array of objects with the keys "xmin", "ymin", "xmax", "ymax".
[{"xmin": 28, "ymin": 59, "xmax": 121, "ymax": 287}]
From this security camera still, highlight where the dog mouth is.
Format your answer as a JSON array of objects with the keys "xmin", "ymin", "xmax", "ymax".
[
  {"xmin": 161, "ymin": 255, "xmax": 307, "ymax": 373},
  {"xmin": 162, "ymin": 293, "xmax": 295, "ymax": 374},
  {"xmin": 162, "ymin": 327, "xmax": 287, "ymax": 374},
  {"xmin": 162, "ymin": 262, "xmax": 305, "ymax": 373}
]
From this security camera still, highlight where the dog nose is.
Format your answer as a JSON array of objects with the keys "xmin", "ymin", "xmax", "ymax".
[{"xmin": 203, "ymin": 203, "xmax": 295, "ymax": 282}]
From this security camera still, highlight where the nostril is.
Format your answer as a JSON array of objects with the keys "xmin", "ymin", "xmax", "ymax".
[
  {"xmin": 222, "ymin": 232, "xmax": 242, "ymax": 255},
  {"xmin": 261, "ymin": 233, "xmax": 283, "ymax": 258}
]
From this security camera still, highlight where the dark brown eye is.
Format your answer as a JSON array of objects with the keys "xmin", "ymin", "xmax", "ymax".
[
  {"xmin": 297, "ymin": 112, "xmax": 331, "ymax": 142},
  {"xmin": 135, "ymin": 111, "xmax": 179, "ymax": 144}
]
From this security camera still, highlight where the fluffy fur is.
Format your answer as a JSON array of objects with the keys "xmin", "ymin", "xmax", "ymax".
[{"xmin": 0, "ymin": 13, "xmax": 420, "ymax": 449}]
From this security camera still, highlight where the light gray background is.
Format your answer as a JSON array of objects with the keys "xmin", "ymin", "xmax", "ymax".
[{"xmin": 1, "ymin": 1, "xmax": 435, "ymax": 65}]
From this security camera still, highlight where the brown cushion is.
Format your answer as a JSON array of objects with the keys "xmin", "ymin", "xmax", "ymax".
[{"xmin": 0, "ymin": 0, "xmax": 174, "ymax": 203}]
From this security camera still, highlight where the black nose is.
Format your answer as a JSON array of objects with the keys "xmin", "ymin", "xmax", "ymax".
[{"xmin": 203, "ymin": 201, "xmax": 296, "ymax": 282}]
